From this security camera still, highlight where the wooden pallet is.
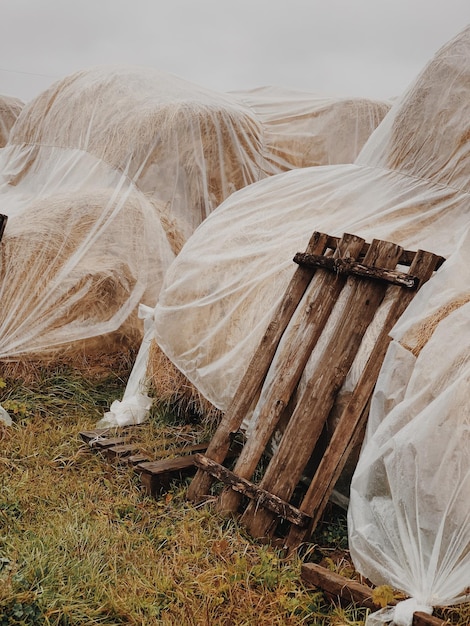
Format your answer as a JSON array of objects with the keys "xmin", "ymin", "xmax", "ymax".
[
  {"xmin": 186, "ymin": 231, "xmax": 444, "ymax": 549},
  {"xmin": 79, "ymin": 428, "xmax": 210, "ymax": 496}
]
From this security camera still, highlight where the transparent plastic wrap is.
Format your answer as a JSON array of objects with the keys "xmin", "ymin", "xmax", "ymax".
[
  {"xmin": 231, "ymin": 86, "xmax": 391, "ymax": 169},
  {"xmin": 348, "ymin": 230, "xmax": 470, "ymax": 624},
  {"xmin": 154, "ymin": 25, "xmax": 470, "ymax": 412},
  {"xmin": 0, "ymin": 65, "xmax": 276, "ymax": 363}
]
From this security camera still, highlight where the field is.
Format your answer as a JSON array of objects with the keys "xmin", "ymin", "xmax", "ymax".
[{"xmin": 0, "ymin": 365, "xmax": 468, "ymax": 625}]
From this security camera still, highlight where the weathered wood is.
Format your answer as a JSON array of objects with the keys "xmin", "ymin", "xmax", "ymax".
[
  {"xmin": 325, "ymin": 234, "xmax": 445, "ymax": 269},
  {"xmin": 285, "ymin": 248, "xmax": 443, "ymax": 549},
  {"xmin": 241, "ymin": 239, "xmax": 403, "ymax": 538},
  {"xmin": 90, "ymin": 436, "xmax": 129, "ymax": 449},
  {"xmin": 216, "ymin": 234, "xmax": 365, "ymax": 515},
  {"xmin": 104, "ymin": 443, "xmax": 142, "ymax": 460},
  {"xmin": 294, "ymin": 252, "xmax": 419, "ymax": 288},
  {"xmin": 137, "ymin": 455, "xmax": 200, "ymax": 496},
  {"xmin": 195, "ymin": 454, "xmax": 311, "ymax": 527},
  {"xmin": 301, "ymin": 563, "xmax": 448, "ymax": 626},
  {"xmin": 0, "ymin": 214, "xmax": 7, "ymax": 242},
  {"xmin": 186, "ymin": 231, "xmax": 331, "ymax": 501}
]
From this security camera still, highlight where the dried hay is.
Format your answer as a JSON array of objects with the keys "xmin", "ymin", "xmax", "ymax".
[
  {"xmin": 233, "ymin": 87, "xmax": 391, "ymax": 169},
  {"xmin": 0, "ymin": 187, "xmax": 177, "ymax": 367},
  {"xmin": 9, "ymin": 66, "xmax": 267, "ymax": 237},
  {"xmin": 400, "ymin": 294, "xmax": 470, "ymax": 357},
  {"xmin": 386, "ymin": 31, "xmax": 470, "ymax": 192},
  {"xmin": 148, "ymin": 340, "xmax": 222, "ymax": 425},
  {"xmin": 0, "ymin": 94, "xmax": 23, "ymax": 147}
]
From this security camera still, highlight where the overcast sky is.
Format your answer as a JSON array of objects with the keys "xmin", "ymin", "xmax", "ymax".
[{"xmin": 1, "ymin": 0, "xmax": 469, "ymax": 104}]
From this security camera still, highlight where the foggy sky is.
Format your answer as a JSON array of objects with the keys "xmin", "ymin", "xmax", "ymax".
[{"xmin": 1, "ymin": 0, "xmax": 469, "ymax": 103}]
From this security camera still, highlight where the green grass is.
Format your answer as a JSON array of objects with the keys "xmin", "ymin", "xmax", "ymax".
[{"xmin": 0, "ymin": 366, "xmax": 467, "ymax": 625}]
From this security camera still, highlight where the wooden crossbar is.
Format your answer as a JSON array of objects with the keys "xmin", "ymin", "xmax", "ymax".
[{"xmin": 186, "ymin": 231, "xmax": 443, "ymax": 548}]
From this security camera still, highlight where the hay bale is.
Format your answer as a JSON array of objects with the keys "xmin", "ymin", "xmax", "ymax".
[
  {"xmin": 147, "ymin": 340, "xmax": 222, "ymax": 424},
  {"xmin": 232, "ymin": 86, "xmax": 391, "ymax": 169},
  {"xmin": 0, "ymin": 94, "xmax": 23, "ymax": 147},
  {"xmin": 0, "ymin": 187, "xmax": 176, "ymax": 366},
  {"xmin": 8, "ymin": 65, "xmax": 268, "ymax": 239}
]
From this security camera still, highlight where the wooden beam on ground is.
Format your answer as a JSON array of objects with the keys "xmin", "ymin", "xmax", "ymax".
[
  {"xmin": 301, "ymin": 563, "xmax": 448, "ymax": 626},
  {"xmin": 194, "ymin": 454, "xmax": 311, "ymax": 527}
]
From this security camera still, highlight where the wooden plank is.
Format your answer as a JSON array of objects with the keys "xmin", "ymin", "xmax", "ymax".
[
  {"xmin": 293, "ymin": 252, "xmax": 419, "ymax": 288},
  {"xmin": 103, "ymin": 443, "xmax": 142, "ymax": 460},
  {"xmin": 285, "ymin": 249, "xmax": 443, "ymax": 549},
  {"xmin": 194, "ymin": 454, "xmax": 311, "ymax": 527},
  {"xmin": 137, "ymin": 455, "xmax": 200, "ymax": 496},
  {"xmin": 325, "ymin": 234, "xmax": 445, "ymax": 269},
  {"xmin": 90, "ymin": 437, "xmax": 129, "ymax": 449},
  {"xmin": 240, "ymin": 238, "xmax": 403, "ymax": 538},
  {"xmin": 301, "ymin": 563, "xmax": 447, "ymax": 626},
  {"xmin": 186, "ymin": 231, "xmax": 331, "ymax": 501},
  {"xmin": 216, "ymin": 233, "xmax": 365, "ymax": 515}
]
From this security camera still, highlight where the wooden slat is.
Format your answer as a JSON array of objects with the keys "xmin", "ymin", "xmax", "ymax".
[
  {"xmin": 285, "ymin": 249, "xmax": 443, "ymax": 548},
  {"xmin": 240, "ymin": 238, "xmax": 403, "ymax": 538},
  {"xmin": 216, "ymin": 233, "xmax": 365, "ymax": 515},
  {"xmin": 293, "ymin": 252, "xmax": 419, "ymax": 288},
  {"xmin": 137, "ymin": 455, "xmax": 200, "ymax": 496},
  {"xmin": 194, "ymin": 454, "xmax": 311, "ymax": 527},
  {"xmin": 186, "ymin": 231, "xmax": 331, "ymax": 501},
  {"xmin": 301, "ymin": 563, "xmax": 447, "ymax": 626}
]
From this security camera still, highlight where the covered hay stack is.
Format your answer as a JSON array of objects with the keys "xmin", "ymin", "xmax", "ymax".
[
  {"xmin": 0, "ymin": 94, "xmax": 23, "ymax": 147},
  {"xmin": 0, "ymin": 188, "xmax": 176, "ymax": 369},
  {"xmin": 232, "ymin": 86, "xmax": 391, "ymax": 169},
  {"xmin": 144, "ymin": 90, "xmax": 391, "ymax": 422},
  {"xmin": 151, "ymin": 26, "xmax": 470, "ymax": 419},
  {"xmin": 8, "ymin": 65, "xmax": 270, "ymax": 239}
]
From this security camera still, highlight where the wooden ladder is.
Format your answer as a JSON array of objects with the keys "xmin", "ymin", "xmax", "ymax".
[{"xmin": 186, "ymin": 231, "xmax": 444, "ymax": 549}]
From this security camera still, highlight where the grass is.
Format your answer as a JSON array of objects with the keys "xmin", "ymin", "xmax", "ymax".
[{"xmin": 0, "ymin": 365, "xmax": 468, "ymax": 625}]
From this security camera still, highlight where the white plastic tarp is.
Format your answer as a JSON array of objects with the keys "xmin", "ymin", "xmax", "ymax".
[
  {"xmin": 0, "ymin": 65, "xmax": 276, "ymax": 362},
  {"xmin": 0, "ymin": 65, "xmax": 390, "ymax": 368},
  {"xmin": 230, "ymin": 86, "xmax": 391, "ymax": 169}
]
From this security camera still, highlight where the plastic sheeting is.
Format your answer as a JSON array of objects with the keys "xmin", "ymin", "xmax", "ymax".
[
  {"xmin": 348, "ymin": 236, "xmax": 470, "ymax": 624},
  {"xmin": 151, "ymin": 24, "xmax": 470, "ymax": 620},
  {"xmin": 0, "ymin": 65, "xmax": 274, "ymax": 362},
  {"xmin": 154, "ymin": 24, "xmax": 470, "ymax": 411},
  {"xmin": 231, "ymin": 86, "xmax": 391, "ymax": 169},
  {"xmin": 0, "ymin": 65, "xmax": 390, "ymax": 365}
]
